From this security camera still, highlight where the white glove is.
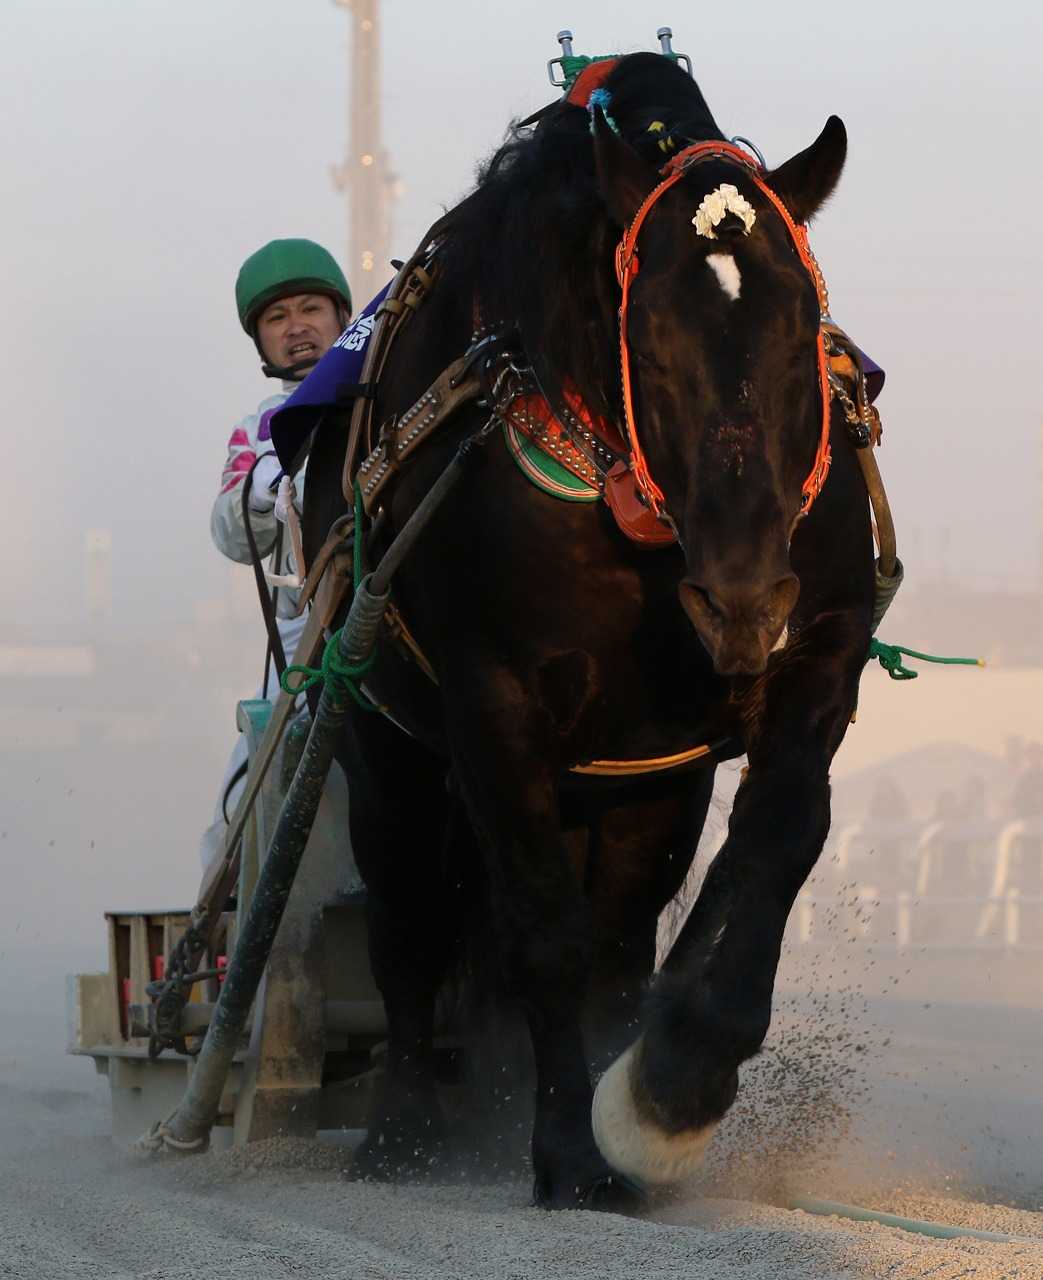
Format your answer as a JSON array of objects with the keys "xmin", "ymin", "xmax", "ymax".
[
  {"xmin": 247, "ymin": 453, "xmax": 283, "ymax": 512},
  {"xmin": 274, "ymin": 474, "xmax": 296, "ymax": 523}
]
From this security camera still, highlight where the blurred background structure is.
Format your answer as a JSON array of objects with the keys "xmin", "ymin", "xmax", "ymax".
[{"xmin": 330, "ymin": 0, "xmax": 398, "ymax": 282}]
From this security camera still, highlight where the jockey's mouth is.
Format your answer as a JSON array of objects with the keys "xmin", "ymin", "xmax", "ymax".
[{"xmin": 286, "ymin": 339, "xmax": 319, "ymax": 362}]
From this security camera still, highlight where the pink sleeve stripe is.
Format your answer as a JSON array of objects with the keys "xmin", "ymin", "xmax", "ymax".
[
  {"xmin": 219, "ymin": 449, "xmax": 256, "ymax": 494},
  {"xmin": 228, "ymin": 427, "xmax": 250, "ymax": 449},
  {"xmin": 225, "ymin": 450, "xmax": 256, "ymax": 476}
]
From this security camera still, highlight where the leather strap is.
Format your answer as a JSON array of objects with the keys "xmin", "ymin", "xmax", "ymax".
[
  {"xmin": 341, "ymin": 230, "xmax": 449, "ymax": 506},
  {"xmin": 294, "ymin": 514, "xmax": 355, "ymax": 614},
  {"xmin": 341, "ymin": 259, "xmax": 418, "ymax": 504},
  {"xmin": 242, "ymin": 462, "xmax": 287, "ymax": 677},
  {"xmin": 356, "ymin": 355, "xmax": 482, "ymax": 514}
]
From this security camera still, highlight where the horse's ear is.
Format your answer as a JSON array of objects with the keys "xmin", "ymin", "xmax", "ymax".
[
  {"xmin": 593, "ymin": 109, "xmax": 656, "ymax": 228},
  {"xmin": 766, "ymin": 116, "xmax": 847, "ymax": 225}
]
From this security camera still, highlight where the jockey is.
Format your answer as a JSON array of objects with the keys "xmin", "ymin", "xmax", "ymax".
[
  {"xmin": 200, "ymin": 239, "xmax": 352, "ymax": 870},
  {"xmin": 211, "ymin": 238, "xmax": 352, "ymax": 621}
]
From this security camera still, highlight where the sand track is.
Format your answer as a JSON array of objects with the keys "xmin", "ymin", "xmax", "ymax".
[
  {"xmin": 2, "ymin": 1079, "xmax": 1041, "ymax": 1280},
  {"xmin": 3, "ymin": 946, "xmax": 1039, "ymax": 1279}
]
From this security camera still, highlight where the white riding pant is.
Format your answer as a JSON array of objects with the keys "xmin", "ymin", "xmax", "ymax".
[{"xmin": 197, "ymin": 612, "xmax": 309, "ymax": 872}]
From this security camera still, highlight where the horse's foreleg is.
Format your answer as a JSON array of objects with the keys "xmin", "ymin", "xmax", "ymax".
[
  {"xmin": 585, "ymin": 770, "xmax": 717, "ymax": 1072},
  {"xmin": 593, "ymin": 760, "xmax": 829, "ymax": 1183},
  {"xmin": 593, "ymin": 631, "xmax": 863, "ymax": 1186},
  {"xmin": 445, "ymin": 670, "xmax": 638, "ymax": 1209}
]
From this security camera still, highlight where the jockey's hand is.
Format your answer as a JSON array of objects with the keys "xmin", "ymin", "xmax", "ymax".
[{"xmin": 248, "ymin": 453, "xmax": 283, "ymax": 512}]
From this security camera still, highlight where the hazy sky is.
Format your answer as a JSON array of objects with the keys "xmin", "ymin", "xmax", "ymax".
[{"xmin": 3, "ymin": 0, "xmax": 1041, "ymax": 633}]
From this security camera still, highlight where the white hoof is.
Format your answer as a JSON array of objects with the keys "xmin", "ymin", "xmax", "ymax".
[{"xmin": 591, "ymin": 1042, "xmax": 716, "ymax": 1187}]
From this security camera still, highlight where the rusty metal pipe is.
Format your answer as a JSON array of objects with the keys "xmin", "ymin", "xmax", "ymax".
[
  {"xmin": 856, "ymin": 445, "xmax": 897, "ymax": 579},
  {"xmin": 855, "ymin": 445, "xmax": 903, "ymax": 633}
]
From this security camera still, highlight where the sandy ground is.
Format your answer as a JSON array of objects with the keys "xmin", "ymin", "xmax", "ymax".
[
  {"xmin": 2, "ymin": 1088, "xmax": 1041, "ymax": 1280},
  {"xmin": 2, "ymin": 942, "xmax": 1041, "ymax": 1280}
]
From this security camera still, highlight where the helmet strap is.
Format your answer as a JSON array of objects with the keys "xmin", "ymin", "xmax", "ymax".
[{"xmin": 260, "ymin": 354, "xmax": 322, "ymax": 381}]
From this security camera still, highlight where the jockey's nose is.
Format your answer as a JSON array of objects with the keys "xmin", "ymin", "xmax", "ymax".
[{"xmin": 678, "ymin": 573, "xmax": 800, "ymax": 676}]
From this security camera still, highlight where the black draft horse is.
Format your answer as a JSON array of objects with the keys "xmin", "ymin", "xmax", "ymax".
[{"xmin": 303, "ymin": 53, "xmax": 874, "ymax": 1208}]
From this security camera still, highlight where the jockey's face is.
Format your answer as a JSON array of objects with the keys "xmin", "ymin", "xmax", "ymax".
[{"xmin": 256, "ymin": 293, "xmax": 344, "ymax": 370}]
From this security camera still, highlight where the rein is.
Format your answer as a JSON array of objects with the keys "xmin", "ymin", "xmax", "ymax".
[{"xmin": 614, "ymin": 139, "xmax": 833, "ymax": 523}]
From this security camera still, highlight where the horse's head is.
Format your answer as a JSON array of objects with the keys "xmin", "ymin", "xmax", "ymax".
[{"xmin": 594, "ymin": 114, "xmax": 847, "ymax": 676}]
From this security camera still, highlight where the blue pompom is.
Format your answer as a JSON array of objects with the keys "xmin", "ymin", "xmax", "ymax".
[{"xmin": 587, "ymin": 88, "xmax": 620, "ymax": 136}]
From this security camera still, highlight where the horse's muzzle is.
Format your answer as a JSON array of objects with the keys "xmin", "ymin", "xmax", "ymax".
[{"xmin": 678, "ymin": 573, "xmax": 799, "ymax": 676}]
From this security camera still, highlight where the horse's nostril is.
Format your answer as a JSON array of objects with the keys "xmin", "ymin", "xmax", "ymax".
[
  {"xmin": 681, "ymin": 581, "xmax": 723, "ymax": 623},
  {"xmin": 681, "ymin": 575, "xmax": 798, "ymax": 634},
  {"xmin": 695, "ymin": 586, "xmax": 721, "ymax": 618},
  {"xmin": 767, "ymin": 574, "xmax": 801, "ymax": 622}
]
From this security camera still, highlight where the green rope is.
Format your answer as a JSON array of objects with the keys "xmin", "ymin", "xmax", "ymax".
[
  {"xmin": 556, "ymin": 53, "xmax": 616, "ymax": 92},
  {"xmin": 557, "ymin": 51, "xmax": 686, "ymax": 94},
  {"xmin": 869, "ymin": 638, "xmax": 985, "ymax": 681},
  {"xmin": 280, "ymin": 628, "xmax": 378, "ymax": 710},
  {"xmin": 278, "ymin": 480, "xmax": 378, "ymax": 710}
]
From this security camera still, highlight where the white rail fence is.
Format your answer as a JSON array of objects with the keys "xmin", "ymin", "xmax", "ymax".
[{"xmin": 795, "ymin": 815, "xmax": 1043, "ymax": 952}]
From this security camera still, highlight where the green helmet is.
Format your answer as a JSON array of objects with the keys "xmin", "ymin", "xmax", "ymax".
[{"xmin": 235, "ymin": 239, "xmax": 352, "ymax": 334}]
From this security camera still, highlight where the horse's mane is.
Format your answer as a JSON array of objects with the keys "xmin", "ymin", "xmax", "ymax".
[{"xmin": 440, "ymin": 53, "xmax": 726, "ymax": 420}]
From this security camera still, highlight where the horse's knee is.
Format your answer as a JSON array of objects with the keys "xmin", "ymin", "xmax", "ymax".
[
  {"xmin": 500, "ymin": 908, "xmax": 591, "ymax": 1014},
  {"xmin": 739, "ymin": 763, "xmax": 831, "ymax": 846},
  {"xmin": 517, "ymin": 926, "xmax": 591, "ymax": 991}
]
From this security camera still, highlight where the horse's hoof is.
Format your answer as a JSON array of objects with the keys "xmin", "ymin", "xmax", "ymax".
[
  {"xmin": 592, "ymin": 1042, "xmax": 717, "ymax": 1186},
  {"xmin": 532, "ymin": 1160, "xmax": 646, "ymax": 1212},
  {"xmin": 579, "ymin": 1170, "xmax": 647, "ymax": 1214}
]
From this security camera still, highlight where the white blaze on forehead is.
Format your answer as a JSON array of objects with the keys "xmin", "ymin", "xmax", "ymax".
[{"xmin": 706, "ymin": 253, "xmax": 741, "ymax": 301}]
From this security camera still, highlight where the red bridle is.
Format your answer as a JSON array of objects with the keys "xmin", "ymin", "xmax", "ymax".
[{"xmin": 614, "ymin": 140, "xmax": 833, "ymax": 523}]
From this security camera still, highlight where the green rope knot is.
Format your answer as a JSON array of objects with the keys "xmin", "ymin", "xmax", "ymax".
[
  {"xmin": 869, "ymin": 638, "xmax": 984, "ymax": 682},
  {"xmin": 280, "ymin": 627, "xmax": 378, "ymax": 711}
]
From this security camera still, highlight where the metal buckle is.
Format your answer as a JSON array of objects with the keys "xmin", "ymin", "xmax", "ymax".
[
  {"xmin": 730, "ymin": 135, "xmax": 768, "ymax": 168},
  {"xmin": 656, "ymin": 28, "xmax": 692, "ymax": 76}
]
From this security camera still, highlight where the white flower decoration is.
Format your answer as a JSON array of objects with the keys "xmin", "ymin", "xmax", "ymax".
[{"xmin": 692, "ymin": 183, "xmax": 757, "ymax": 239}]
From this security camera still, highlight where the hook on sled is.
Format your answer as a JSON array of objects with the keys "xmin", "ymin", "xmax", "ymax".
[{"xmin": 546, "ymin": 26, "xmax": 693, "ymax": 91}]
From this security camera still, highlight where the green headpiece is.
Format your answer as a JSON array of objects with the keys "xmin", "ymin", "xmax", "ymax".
[{"xmin": 235, "ymin": 239, "xmax": 352, "ymax": 334}]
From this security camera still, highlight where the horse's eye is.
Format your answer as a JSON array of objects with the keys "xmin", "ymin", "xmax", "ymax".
[{"xmin": 633, "ymin": 348, "xmax": 667, "ymax": 374}]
